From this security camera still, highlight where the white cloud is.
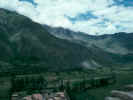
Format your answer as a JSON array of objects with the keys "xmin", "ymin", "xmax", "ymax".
[{"xmin": 0, "ymin": 0, "xmax": 133, "ymax": 35}]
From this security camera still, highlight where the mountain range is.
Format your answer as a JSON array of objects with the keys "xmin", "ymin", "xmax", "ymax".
[
  {"xmin": 44, "ymin": 25, "xmax": 133, "ymax": 65},
  {"xmin": 44, "ymin": 25, "xmax": 133, "ymax": 55},
  {"xmin": 0, "ymin": 8, "xmax": 133, "ymax": 73}
]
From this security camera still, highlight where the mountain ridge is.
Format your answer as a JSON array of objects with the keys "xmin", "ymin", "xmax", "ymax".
[{"xmin": 43, "ymin": 25, "xmax": 133, "ymax": 55}]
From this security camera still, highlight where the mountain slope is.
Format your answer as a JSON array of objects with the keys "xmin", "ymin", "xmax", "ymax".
[
  {"xmin": 0, "ymin": 8, "xmax": 117, "ymax": 73},
  {"xmin": 43, "ymin": 25, "xmax": 133, "ymax": 67},
  {"xmin": 1, "ymin": 8, "xmax": 133, "ymax": 74},
  {"xmin": 44, "ymin": 25, "xmax": 133, "ymax": 55}
]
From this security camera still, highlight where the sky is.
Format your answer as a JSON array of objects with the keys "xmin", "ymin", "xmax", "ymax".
[{"xmin": 0, "ymin": 0, "xmax": 133, "ymax": 35}]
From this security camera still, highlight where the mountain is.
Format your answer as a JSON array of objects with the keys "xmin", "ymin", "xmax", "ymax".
[
  {"xmin": 44, "ymin": 25, "xmax": 133, "ymax": 55},
  {"xmin": 0, "ymin": 8, "xmax": 118, "ymax": 74},
  {"xmin": 0, "ymin": 8, "xmax": 133, "ymax": 74},
  {"xmin": 43, "ymin": 25, "xmax": 133, "ymax": 67}
]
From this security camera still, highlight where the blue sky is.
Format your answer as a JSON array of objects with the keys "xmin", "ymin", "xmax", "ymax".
[
  {"xmin": 114, "ymin": 0, "xmax": 133, "ymax": 7},
  {"xmin": 0, "ymin": 0, "xmax": 133, "ymax": 35},
  {"xmin": 19, "ymin": 0, "xmax": 37, "ymax": 6}
]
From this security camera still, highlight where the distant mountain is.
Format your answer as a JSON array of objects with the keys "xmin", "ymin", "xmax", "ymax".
[
  {"xmin": 0, "ymin": 8, "xmax": 119, "ymax": 73},
  {"xmin": 44, "ymin": 25, "xmax": 133, "ymax": 55},
  {"xmin": 43, "ymin": 25, "xmax": 133, "ymax": 67}
]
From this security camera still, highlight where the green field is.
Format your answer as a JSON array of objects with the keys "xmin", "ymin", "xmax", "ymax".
[
  {"xmin": 0, "ymin": 77, "xmax": 12, "ymax": 100},
  {"xmin": 0, "ymin": 67, "xmax": 133, "ymax": 100},
  {"xmin": 68, "ymin": 68, "xmax": 133, "ymax": 100}
]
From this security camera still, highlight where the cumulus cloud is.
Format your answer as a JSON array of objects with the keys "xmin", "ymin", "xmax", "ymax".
[{"xmin": 0, "ymin": 0, "xmax": 133, "ymax": 35}]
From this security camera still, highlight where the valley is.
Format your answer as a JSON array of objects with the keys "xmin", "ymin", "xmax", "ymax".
[
  {"xmin": 0, "ymin": 8, "xmax": 133, "ymax": 100},
  {"xmin": 1, "ymin": 67, "xmax": 133, "ymax": 100}
]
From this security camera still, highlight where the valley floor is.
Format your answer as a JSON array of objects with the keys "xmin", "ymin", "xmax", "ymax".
[
  {"xmin": 69, "ymin": 68, "xmax": 133, "ymax": 100},
  {"xmin": 1, "ymin": 67, "xmax": 133, "ymax": 100}
]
